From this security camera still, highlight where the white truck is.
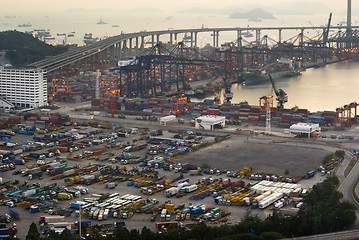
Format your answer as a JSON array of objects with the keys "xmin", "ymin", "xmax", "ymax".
[
  {"xmin": 185, "ymin": 185, "xmax": 198, "ymax": 193},
  {"xmin": 160, "ymin": 209, "xmax": 167, "ymax": 221},
  {"xmin": 165, "ymin": 187, "xmax": 180, "ymax": 197}
]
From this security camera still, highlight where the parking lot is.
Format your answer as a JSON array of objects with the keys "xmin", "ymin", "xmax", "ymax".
[{"xmin": 0, "ymin": 113, "xmax": 336, "ymax": 239}]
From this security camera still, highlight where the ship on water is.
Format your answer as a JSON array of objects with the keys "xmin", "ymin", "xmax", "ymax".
[
  {"xmin": 97, "ymin": 19, "xmax": 107, "ymax": 24},
  {"xmin": 241, "ymin": 58, "xmax": 302, "ymax": 86},
  {"xmin": 18, "ymin": 23, "xmax": 32, "ymax": 27}
]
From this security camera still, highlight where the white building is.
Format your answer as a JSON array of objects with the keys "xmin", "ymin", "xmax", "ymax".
[
  {"xmin": 289, "ymin": 123, "xmax": 321, "ymax": 138},
  {"xmin": 159, "ymin": 115, "xmax": 176, "ymax": 126},
  {"xmin": 195, "ymin": 115, "xmax": 226, "ymax": 130},
  {"xmin": 0, "ymin": 67, "xmax": 47, "ymax": 109}
]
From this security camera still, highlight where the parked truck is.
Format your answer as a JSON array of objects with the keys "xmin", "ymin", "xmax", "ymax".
[
  {"xmin": 155, "ymin": 221, "xmax": 179, "ymax": 230},
  {"xmin": 39, "ymin": 215, "xmax": 65, "ymax": 224},
  {"xmin": 185, "ymin": 185, "xmax": 198, "ymax": 193},
  {"xmin": 57, "ymin": 193, "xmax": 73, "ymax": 200},
  {"xmin": 165, "ymin": 187, "xmax": 180, "ymax": 197}
]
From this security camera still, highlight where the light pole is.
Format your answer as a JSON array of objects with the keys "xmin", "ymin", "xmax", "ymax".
[{"xmin": 76, "ymin": 191, "xmax": 81, "ymax": 239}]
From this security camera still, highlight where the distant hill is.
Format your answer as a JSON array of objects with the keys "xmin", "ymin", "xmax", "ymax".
[
  {"xmin": 229, "ymin": 8, "xmax": 276, "ymax": 19},
  {"xmin": 0, "ymin": 30, "xmax": 67, "ymax": 67}
]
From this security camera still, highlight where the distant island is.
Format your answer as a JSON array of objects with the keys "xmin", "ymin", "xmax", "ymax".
[
  {"xmin": 229, "ymin": 8, "xmax": 275, "ymax": 20},
  {"xmin": 0, "ymin": 30, "xmax": 67, "ymax": 67}
]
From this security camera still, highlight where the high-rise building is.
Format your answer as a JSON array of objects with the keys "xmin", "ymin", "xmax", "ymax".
[{"xmin": 0, "ymin": 66, "xmax": 47, "ymax": 109}]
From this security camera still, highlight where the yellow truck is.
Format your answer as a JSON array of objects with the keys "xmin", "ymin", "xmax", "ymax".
[{"xmin": 57, "ymin": 192, "xmax": 73, "ymax": 200}]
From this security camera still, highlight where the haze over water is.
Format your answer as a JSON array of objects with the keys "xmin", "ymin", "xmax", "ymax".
[{"xmin": 228, "ymin": 60, "xmax": 359, "ymax": 112}]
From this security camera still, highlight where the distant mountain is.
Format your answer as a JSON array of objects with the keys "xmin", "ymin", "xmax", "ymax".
[
  {"xmin": 0, "ymin": 31, "xmax": 67, "ymax": 67},
  {"xmin": 177, "ymin": 1, "xmax": 339, "ymax": 16},
  {"xmin": 229, "ymin": 8, "xmax": 275, "ymax": 20}
]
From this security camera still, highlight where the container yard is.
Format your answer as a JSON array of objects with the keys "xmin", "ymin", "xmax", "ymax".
[{"xmin": 0, "ymin": 102, "xmax": 355, "ymax": 239}]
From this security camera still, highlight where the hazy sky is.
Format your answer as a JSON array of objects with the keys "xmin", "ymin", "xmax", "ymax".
[{"xmin": 2, "ymin": 0, "xmax": 348, "ymax": 13}]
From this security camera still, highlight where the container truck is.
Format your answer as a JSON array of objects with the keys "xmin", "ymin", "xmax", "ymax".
[
  {"xmin": 130, "ymin": 143, "xmax": 148, "ymax": 152},
  {"xmin": 165, "ymin": 187, "xmax": 180, "ymax": 197},
  {"xmin": 160, "ymin": 209, "xmax": 167, "ymax": 221},
  {"xmin": 306, "ymin": 170, "xmax": 315, "ymax": 179},
  {"xmin": 29, "ymin": 153, "xmax": 45, "ymax": 160},
  {"xmin": 155, "ymin": 221, "xmax": 179, "ymax": 230},
  {"xmin": 22, "ymin": 189, "xmax": 37, "ymax": 198},
  {"xmin": 57, "ymin": 193, "xmax": 73, "ymax": 200},
  {"xmin": 0, "ymin": 214, "xmax": 11, "ymax": 223},
  {"xmin": 185, "ymin": 185, "xmax": 198, "ymax": 193},
  {"xmin": 117, "ymin": 132, "xmax": 129, "ymax": 138},
  {"xmin": 40, "ymin": 215, "xmax": 65, "ymax": 224},
  {"xmin": 14, "ymin": 159, "xmax": 25, "ymax": 165},
  {"xmin": 140, "ymin": 203, "xmax": 154, "ymax": 213}
]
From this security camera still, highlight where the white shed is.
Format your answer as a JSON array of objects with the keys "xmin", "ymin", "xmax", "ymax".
[
  {"xmin": 159, "ymin": 115, "xmax": 176, "ymax": 126},
  {"xmin": 195, "ymin": 115, "xmax": 226, "ymax": 130},
  {"xmin": 289, "ymin": 123, "xmax": 321, "ymax": 138}
]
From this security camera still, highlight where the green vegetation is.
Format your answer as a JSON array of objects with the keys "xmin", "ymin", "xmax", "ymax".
[
  {"xmin": 20, "ymin": 176, "xmax": 356, "ymax": 240},
  {"xmin": 352, "ymin": 177, "xmax": 359, "ymax": 203},
  {"xmin": 0, "ymin": 30, "xmax": 67, "ymax": 66},
  {"xmin": 335, "ymin": 150, "xmax": 345, "ymax": 160},
  {"xmin": 344, "ymin": 160, "xmax": 356, "ymax": 177},
  {"xmin": 322, "ymin": 153, "xmax": 334, "ymax": 165}
]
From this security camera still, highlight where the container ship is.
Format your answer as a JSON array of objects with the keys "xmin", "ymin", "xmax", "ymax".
[{"xmin": 241, "ymin": 58, "xmax": 302, "ymax": 86}]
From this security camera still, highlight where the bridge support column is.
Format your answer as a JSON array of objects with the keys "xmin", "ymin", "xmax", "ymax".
[
  {"xmin": 110, "ymin": 45, "xmax": 114, "ymax": 62},
  {"xmin": 278, "ymin": 29, "xmax": 282, "ymax": 44},
  {"xmin": 300, "ymin": 29, "xmax": 304, "ymax": 45},
  {"xmin": 194, "ymin": 32, "xmax": 198, "ymax": 48},
  {"xmin": 118, "ymin": 42, "xmax": 122, "ymax": 59},
  {"xmin": 174, "ymin": 33, "xmax": 177, "ymax": 44},
  {"xmin": 237, "ymin": 30, "xmax": 241, "ymax": 48},
  {"xmin": 156, "ymin": 34, "xmax": 160, "ymax": 44},
  {"xmin": 256, "ymin": 29, "xmax": 261, "ymax": 45},
  {"xmin": 213, "ymin": 31, "xmax": 216, "ymax": 47},
  {"xmin": 170, "ymin": 33, "xmax": 173, "ymax": 44},
  {"xmin": 151, "ymin": 35, "xmax": 155, "ymax": 47},
  {"xmin": 190, "ymin": 32, "xmax": 193, "ymax": 48},
  {"xmin": 135, "ymin": 37, "xmax": 139, "ymax": 49},
  {"xmin": 141, "ymin": 36, "xmax": 145, "ymax": 50},
  {"xmin": 129, "ymin": 38, "xmax": 133, "ymax": 54},
  {"xmin": 216, "ymin": 31, "xmax": 219, "ymax": 48},
  {"xmin": 123, "ymin": 40, "xmax": 127, "ymax": 56}
]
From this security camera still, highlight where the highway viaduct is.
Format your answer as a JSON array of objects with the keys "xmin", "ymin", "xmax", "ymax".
[{"xmin": 28, "ymin": 25, "xmax": 359, "ymax": 74}]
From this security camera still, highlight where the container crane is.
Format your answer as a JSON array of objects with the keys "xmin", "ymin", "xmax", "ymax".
[
  {"xmin": 268, "ymin": 74, "xmax": 287, "ymax": 109},
  {"xmin": 223, "ymin": 77, "xmax": 233, "ymax": 103}
]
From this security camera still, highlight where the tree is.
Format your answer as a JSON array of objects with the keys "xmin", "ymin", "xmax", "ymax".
[
  {"xmin": 26, "ymin": 222, "xmax": 40, "ymax": 240},
  {"xmin": 335, "ymin": 150, "xmax": 345, "ymax": 160}
]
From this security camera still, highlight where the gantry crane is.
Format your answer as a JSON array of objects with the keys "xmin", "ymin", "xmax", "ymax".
[{"xmin": 268, "ymin": 74, "xmax": 288, "ymax": 109}]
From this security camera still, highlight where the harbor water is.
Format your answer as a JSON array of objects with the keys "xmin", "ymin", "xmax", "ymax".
[{"xmin": 216, "ymin": 59, "xmax": 359, "ymax": 112}]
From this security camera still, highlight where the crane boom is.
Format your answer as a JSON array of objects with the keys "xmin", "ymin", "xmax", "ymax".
[
  {"xmin": 323, "ymin": 12, "xmax": 332, "ymax": 45},
  {"xmin": 268, "ymin": 74, "xmax": 288, "ymax": 109}
]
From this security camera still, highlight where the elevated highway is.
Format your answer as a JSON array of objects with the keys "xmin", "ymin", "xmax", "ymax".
[{"xmin": 28, "ymin": 26, "xmax": 359, "ymax": 74}]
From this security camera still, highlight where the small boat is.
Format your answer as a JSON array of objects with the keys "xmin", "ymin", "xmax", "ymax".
[
  {"xmin": 18, "ymin": 23, "xmax": 32, "ymax": 27},
  {"xmin": 97, "ymin": 19, "xmax": 107, "ymax": 24},
  {"xmin": 112, "ymin": 25, "xmax": 119, "ymax": 27},
  {"xmin": 248, "ymin": 18, "xmax": 262, "ymax": 22},
  {"xmin": 242, "ymin": 30, "xmax": 253, "ymax": 38},
  {"xmin": 68, "ymin": 33, "xmax": 75, "ymax": 37},
  {"xmin": 57, "ymin": 33, "xmax": 66, "ymax": 36}
]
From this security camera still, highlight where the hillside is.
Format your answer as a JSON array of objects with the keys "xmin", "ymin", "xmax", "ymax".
[
  {"xmin": 229, "ymin": 8, "xmax": 276, "ymax": 19},
  {"xmin": 0, "ymin": 30, "xmax": 67, "ymax": 67}
]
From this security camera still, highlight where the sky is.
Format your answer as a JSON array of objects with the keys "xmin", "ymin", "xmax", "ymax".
[{"xmin": 1, "ymin": 0, "xmax": 350, "ymax": 14}]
